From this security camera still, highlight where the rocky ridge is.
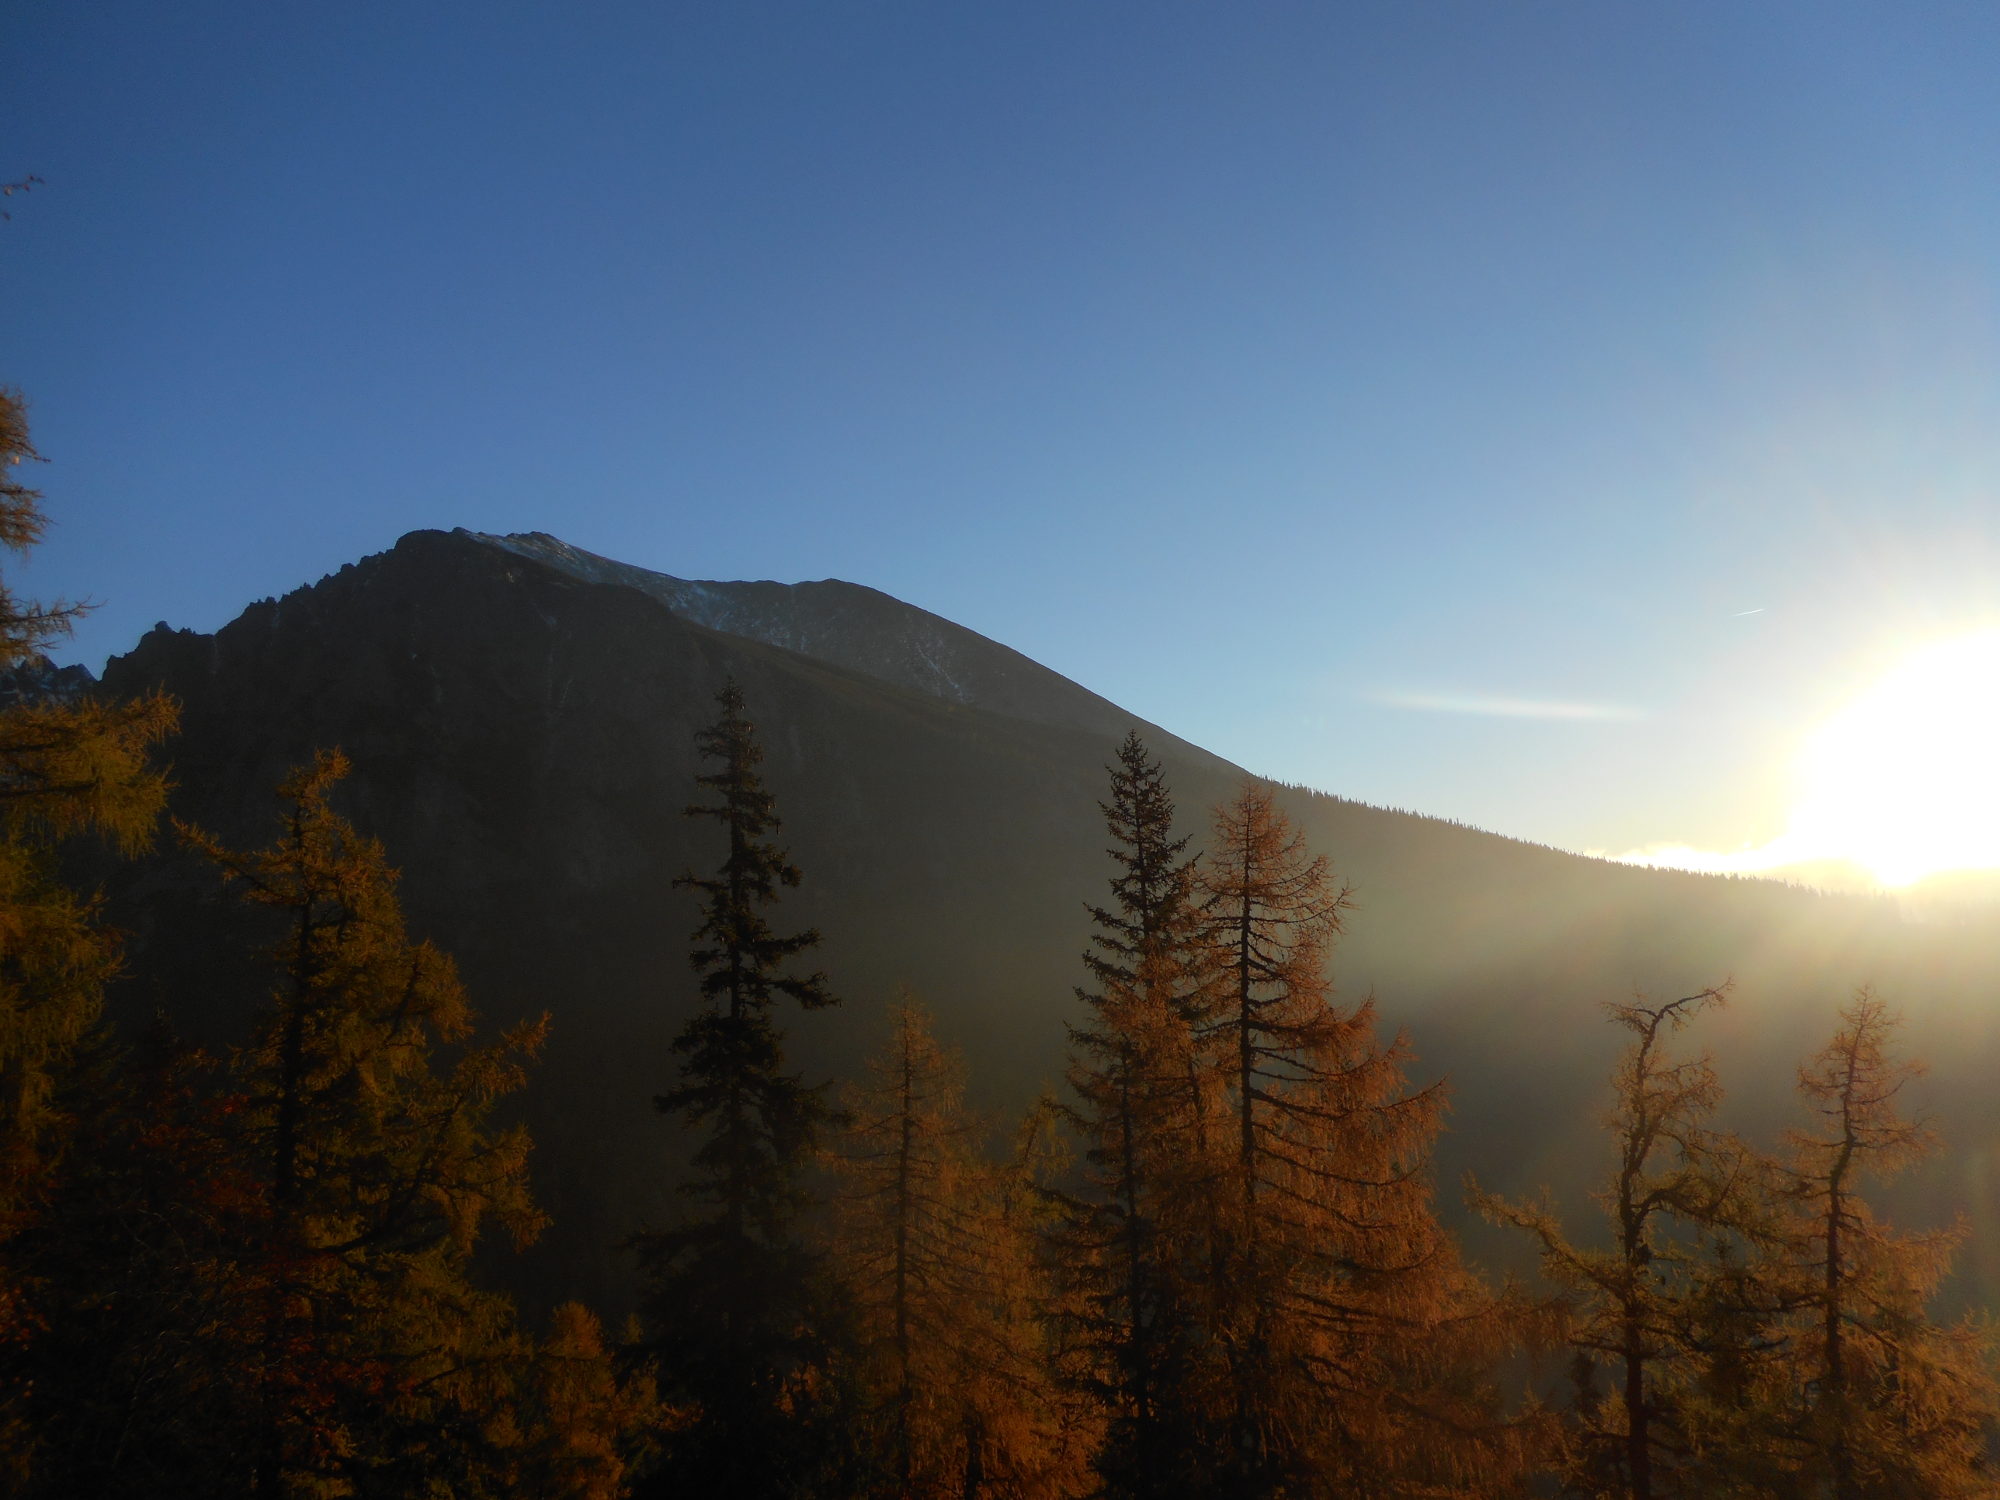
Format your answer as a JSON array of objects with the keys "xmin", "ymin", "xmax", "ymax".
[{"xmin": 466, "ymin": 529, "xmax": 1209, "ymax": 754}]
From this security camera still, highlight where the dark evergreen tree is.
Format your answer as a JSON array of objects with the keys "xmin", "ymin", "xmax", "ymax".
[
  {"xmin": 1049, "ymin": 733, "xmax": 1216, "ymax": 1499},
  {"xmin": 633, "ymin": 680, "xmax": 843, "ymax": 1498},
  {"xmin": 1081, "ymin": 735, "xmax": 1210, "ymax": 1052}
]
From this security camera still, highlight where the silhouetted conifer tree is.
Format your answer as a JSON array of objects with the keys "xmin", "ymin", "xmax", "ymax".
[
  {"xmin": 1049, "ymin": 733, "xmax": 1217, "ymax": 1499},
  {"xmin": 0, "ymin": 390, "xmax": 79, "ymax": 663},
  {"xmin": 633, "ymin": 680, "xmax": 843, "ymax": 1498}
]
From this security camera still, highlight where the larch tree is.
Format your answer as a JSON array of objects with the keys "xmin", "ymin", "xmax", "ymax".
[
  {"xmin": 828, "ymin": 997, "xmax": 1076, "ymax": 1499},
  {"xmin": 1050, "ymin": 731, "xmax": 1217, "ymax": 1500},
  {"xmin": 4, "ymin": 1023, "xmax": 266, "ymax": 1497},
  {"xmin": 510, "ymin": 1300, "xmax": 657, "ymax": 1500},
  {"xmin": 1200, "ymin": 780, "xmax": 1537, "ymax": 1498},
  {"xmin": 0, "ymin": 387, "xmax": 175, "ymax": 1224},
  {"xmin": 1474, "ymin": 986, "xmax": 1745, "ymax": 1500},
  {"xmin": 633, "ymin": 679, "xmax": 844, "ymax": 1499},
  {"xmin": 184, "ymin": 750, "xmax": 550, "ymax": 1498},
  {"xmin": 0, "ymin": 388, "xmax": 176, "ymax": 1487},
  {"xmin": 16, "ymin": 751, "xmax": 606, "ymax": 1499},
  {"xmin": 1771, "ymin": 990, "xmax": 1997, "ymax": 1498}
]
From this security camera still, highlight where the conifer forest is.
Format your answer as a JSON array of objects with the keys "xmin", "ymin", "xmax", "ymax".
[{"xmin": 4, "ymin": 383, "xmax": 1999, "ymax": 1499}]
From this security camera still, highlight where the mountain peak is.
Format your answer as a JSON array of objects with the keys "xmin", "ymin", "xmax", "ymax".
[{"xmin": 455, "ymin": 528, "xmax": 1210, "ymax": 757}]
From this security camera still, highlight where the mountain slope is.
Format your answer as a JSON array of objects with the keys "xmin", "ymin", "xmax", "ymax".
[
  {"xmin": 468, "ymin": 528, "xmax": 1222, "ymax": 756},
  {"xmin": 94, "ymin": 528, "xmax": 2000, "ymax": 1316}
]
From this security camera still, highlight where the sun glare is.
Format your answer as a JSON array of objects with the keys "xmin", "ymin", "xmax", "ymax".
[
  {"xmin": 1613, "ymin": 628, "xmax": 2000, "ymax": 891},
  {"xmin": 1785, "ymin": 629, "xmax": 2000, "ymax": 887}
]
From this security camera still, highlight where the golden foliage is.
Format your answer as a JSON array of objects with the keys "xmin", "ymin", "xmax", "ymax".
[
  {"xmin": 1474, "ymin": 986, "xmax": 1739, "ymax": 1500},
  {"xmin": 1767, "ymin": 992, "xmax": 1999, "ymax": 1498},
  {"xmin": 828, "ymin": 997, "xmax": 1092, "ymax": 1498},
  {"xmin": 1192, "ymin": 780, "xmax": 1549, "ymax": 1497},
  {"xmin": 183, "ymin": 749, "xmax": 552, "ymax": 1494}
]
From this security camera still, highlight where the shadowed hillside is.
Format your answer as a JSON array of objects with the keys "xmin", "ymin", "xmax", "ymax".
[{"xmin": 94, "ymin": 528, "xmax": 2000, "ymax": 1317}]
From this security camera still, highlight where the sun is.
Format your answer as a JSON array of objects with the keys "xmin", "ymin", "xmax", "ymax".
[{"xmin": 1784, "ymin": 628, "xmax": 2000, "ymax": 888}]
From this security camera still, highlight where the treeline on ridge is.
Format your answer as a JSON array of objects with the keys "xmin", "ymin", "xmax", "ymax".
[{"xmin": 1, "ymin": 389, "xmax": 1996, "ymax": 1498}]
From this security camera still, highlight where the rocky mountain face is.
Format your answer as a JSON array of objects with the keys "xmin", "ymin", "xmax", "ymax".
[
  {"xmin": 469, "ymin": 529, "xmax": 1206, "ymax": 751},
  {"xmin": 93, "ymin": 528, "xmax": 2000, "ymax": 1317},
  {"xmin": 1, "ymin": 652, "xmax": 98, "ymax": 707}
]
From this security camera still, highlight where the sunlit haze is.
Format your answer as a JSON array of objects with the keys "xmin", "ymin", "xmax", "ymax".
[{"xmin": 1615, "ymin": 628, "xmax": 2000, "ymax": 890}]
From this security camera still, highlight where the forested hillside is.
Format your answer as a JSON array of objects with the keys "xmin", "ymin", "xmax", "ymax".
[
  {"xmin": 90, "ymin": 528, "xmax": 2000, "ymax": 1314},
  {"xmin": 9, "ymin": 495, "xmax": 2000, "ymax": 1493}
]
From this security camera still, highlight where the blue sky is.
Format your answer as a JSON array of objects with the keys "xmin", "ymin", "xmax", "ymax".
[{"xmin": 10, "ymin": 1, "xmax": 2000, "ymax": 864}]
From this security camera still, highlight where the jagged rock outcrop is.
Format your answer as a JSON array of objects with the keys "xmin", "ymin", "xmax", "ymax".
[{"xmin": 0, "ymin": 651, "xmax": 96, "ymax": 707}]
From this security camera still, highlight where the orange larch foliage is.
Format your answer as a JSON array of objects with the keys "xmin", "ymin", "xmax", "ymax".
[
  {"xmin": 1200, "ymin": 780, "xmax": 1545, "ymax": 1498},
  {"xmin": 828, "ymin": 997, "xmax": 1087, "ymax": 1498},
  {"xmin": 184, "ymin": 750, "xmax": 550, "ymax": 1496}
]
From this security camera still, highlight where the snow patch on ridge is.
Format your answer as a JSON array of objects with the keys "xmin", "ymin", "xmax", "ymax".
[
  {"xmin": 463, "ymin": 529, "xmax": 984, "ymax": 708},
  {"xmin": 453, "ymin": 528, "xmax": 1175, "ymax": 752}
]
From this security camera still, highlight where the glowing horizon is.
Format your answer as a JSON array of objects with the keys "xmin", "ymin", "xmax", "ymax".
[{"xmin": 1612, "ymin": 628, "xmax": 2000, "ymax": 891}]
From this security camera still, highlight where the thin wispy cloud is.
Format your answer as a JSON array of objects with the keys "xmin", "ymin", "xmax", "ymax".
[{"xmin": 1375, "ymin": 690, "xmax": 1644, "ymax": 722}]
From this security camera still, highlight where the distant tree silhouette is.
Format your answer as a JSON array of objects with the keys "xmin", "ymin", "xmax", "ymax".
[{"xmin": 632, "ymin": 680, "xmax": 844, "ymax": 1498}]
